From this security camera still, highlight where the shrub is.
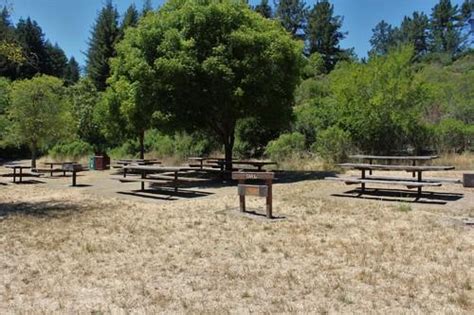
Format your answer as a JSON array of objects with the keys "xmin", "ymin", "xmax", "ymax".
[
  {"xmin": 144, "ymin": 130, "xmax": 175, "ymax": 157},
  {"xmin": 109, "ymin": 130, "xmax": 216, "ymax": 160},
  {"xmin": 265, "ymin": 132, "xmax": 306, "ymax": 161},
  {"xmin": 174, "ymin": 132, "xmax": 212, "ymax": 159},
  {"xmin": 433, "ymin": 119, "xmax": 473, "ymax": 153},
  {"xmin": 313, "ymin": 126, "xmax": 352, "ymax": 164},
  {"xmin": 49, "ymin": 140, "xmax": 94, "ymax": 160},
  {"xmin": 108, "ymin": 140, "xmax": 141, "ymax": 159}
]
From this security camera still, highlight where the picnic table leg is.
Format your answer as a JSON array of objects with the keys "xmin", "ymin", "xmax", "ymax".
[
  {"xmin": 19, "ymin": 168, "xmax": 23, "ymax": 183},
  {"xmin": 13, "ymin": 168, "xmax": 16, "ymax": 183},
  {"xmin": 417, "ymin": 171, "xmax": 422, "ymax": 199},
  {"xmin": 72, "ymin": 171, "xmax": 77, "ymax": 187},
  {"xmin": 141, "ymin": 172, "xmax": 145, "ymax": 191},
  {"xmin": 266, "ymin": 179, "xmax": 273, "ymax": 219},
  {"xmin": 50, "ymin": 164, "xmax": 53, "ymax": 177},
  {"xmin": 412, "ymin": 160, "xmax": 416, "ymax": 178},
  {"xmin": 369, "ymin": 159, "xmax": 373, "ymax": 175},
  {"xmin": 361, "ymin": 169, "xmax": 366, "ymax": 193},
  {"xmin": 239, "ymin": 179, "xmax": 246, "ymax": 213},
  {"xmin": 123, "ymin": 167, "xmax": 127, "ymax": 178},
  {"xmin": 174, "ymin": 171, "xmax": 178, "ymax": 193}
]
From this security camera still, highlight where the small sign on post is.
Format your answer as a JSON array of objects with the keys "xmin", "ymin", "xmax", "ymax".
[{"xmin": 232, "ymin": 172, "xmax": 274, "ymax": 218}]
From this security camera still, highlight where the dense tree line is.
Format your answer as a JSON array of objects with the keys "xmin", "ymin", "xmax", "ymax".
[
  {"xmin": 0, "ymin": 7, "xmax": 80, "ymax": 83},
  {"xmin": 0, "ymin": 0, "xmax": 472, "ymax": 168},
  {"xmin": 370, "ymin": 0, "xmax": 473, "ymax": 59}
]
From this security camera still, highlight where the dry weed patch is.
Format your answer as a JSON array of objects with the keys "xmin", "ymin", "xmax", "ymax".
[{"xmin": 0, "ymin": 179, "xmax": 473, "ymax": 313}]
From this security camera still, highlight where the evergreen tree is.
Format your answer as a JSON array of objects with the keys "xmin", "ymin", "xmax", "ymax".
[
  {"xmin": 306, "ymin": 0, "xmax": 346, "ymax": 71},
  {"xmin": 44, "ymin": 41, "xmax": 68, "ymax": 78},
  {"xmin": 121, "ymin": 3, "xmax": 139, "ymax": 31},
  {"xmin": 274, "ymin": 0, "xmax": 308, "ymax": 38},
  {"xmin": 369, "ymin": 20, "xmax": 395, "ymax": 56},
  {"xmin": 15, "ymin": 17, "xmax": 49, "ymax": 78},
  {"xmin": 142, "ymin": 0, "xmax": 153, "ymax": 16},
  {"xmin": 460, "ymin": 0, "xmax": 473, "ymax": 46},
  {"xmin": 0, "ymin": 5, "xmax": 18, "ymax": 78},
  {"xmin": 430, "ymin": 0, "xmax": 462, "ymax": 55},
  {"xmin": 254, "ymin": 0, "xmax": 272, "ymax": 18},
  {"xmin": 64, "ymin": 57, "xmax": 80, "ymax": 86},
  {"xmin": 398, "ymin": 12, "xmax": 430, "ymax": 56},
  {"xmin": 85, "ymin": 0, "xmax": 120, "ymax": 91}
]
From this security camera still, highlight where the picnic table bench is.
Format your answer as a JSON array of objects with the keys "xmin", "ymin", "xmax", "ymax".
[
  {"xmin": 114, "ymin": 165, "xmax": 206, "ymax": 192},
  {"xmin": 4, "ymin": 165, "xmax": 42, "ymax": 183},
  {"xmin": 37, "ymin": 161, "xmax": 76, "ymax": 176},
  {"xmin": 326, "ymin": 158, "xmax": 456, "ymax": 199}
]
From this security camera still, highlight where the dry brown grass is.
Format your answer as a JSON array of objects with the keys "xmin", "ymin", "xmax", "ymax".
[
  {"xmin": 0, "ymin": 173, "xmax": 473, "ymax": 313},
  {"xmin": 434, "ymin": 152, "xmax": 474, "ymax": 170}
]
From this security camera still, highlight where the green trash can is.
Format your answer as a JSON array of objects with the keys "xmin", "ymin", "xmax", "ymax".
[{"xmin": 88, "ymin": 156, "xmax": 96, "ymax": 170}]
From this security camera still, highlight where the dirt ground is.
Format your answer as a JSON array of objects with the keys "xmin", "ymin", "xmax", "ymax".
[{"xmin": 0, "ymin": 164, "xmax": 473, "ymax": 313}]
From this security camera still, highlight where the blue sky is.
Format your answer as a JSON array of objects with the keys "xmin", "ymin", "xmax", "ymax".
[{"xmin": 7, "ymin": 0, "xmax": 467, "ymax": 68}]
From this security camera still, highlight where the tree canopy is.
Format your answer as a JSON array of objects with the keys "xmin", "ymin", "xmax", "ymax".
[
  {"xmin": 107, "ymin": 0, "xmax": 303, "ymax": 167},
  {"xmin": 6, "ymin": 75, "xmax": 72, "ymax": 167}
]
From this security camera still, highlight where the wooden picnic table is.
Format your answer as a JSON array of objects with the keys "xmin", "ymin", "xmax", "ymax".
[
  {"xmin": 119, "ymin": 165, "xmax": 198, "ymax": 192},
  {"xmin": 42, "ymin": 161, "xmax": 76, "ymax": 176},
  {"xmin": 116, "ymin": 159, "xmax": 161, "ymax": 165},
  {"xmin": 328, "ymin": 162, "xmax": 456, "ymax": 199},
  {"xmin": 62, "ymin": 163, "xmax": 87, "ymax": 187},
  {"xmin": 217, "ymin": 160, "xmax": 277, "ymax": 172},
  {"xmin": 4, "ymin": 165, "xmax": 41, "ymax": 183},
  {"xmin": 350, "ymin": 155, "xmax": 439, "ymax": 176},
  {"xmin": 188, "ymin": 157, "xmax": 234, "ymax": 170}
]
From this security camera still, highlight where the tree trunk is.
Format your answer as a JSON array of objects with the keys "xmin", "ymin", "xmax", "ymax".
[
  {"xmin": 224, "ymin": 132, "xmax": 235, "ymax": 172},
  {"xmin": 139, "ymin": 130, "xmax": 145, "ymax": 159},
  {"xmin": 31, "ymin": 141, "xmax": 37, "ymax": 169}
]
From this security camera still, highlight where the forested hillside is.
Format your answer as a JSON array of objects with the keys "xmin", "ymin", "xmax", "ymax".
[{"xmin": 0, "ymin": 0, "xmax": 472, "ymax": 166}]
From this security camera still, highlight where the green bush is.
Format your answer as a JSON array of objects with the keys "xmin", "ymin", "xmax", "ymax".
[
  {"xmin": 108, "ymin": 140, "xmax": 141, "ymax": 159},
  {"xmin": 313, "ymin": 126, "xmax": 352, "ymax": 164},
  {"xmin": 109, "ymin": 130, "xmax": 216, "ymax": 160},
  {"xmin": 433, "ymin": 119, "xmax": 473, "ymax": 153},
  {"xmin": 265, "ymin": 132, "xmax": 306, "ymax": 161},
  {"xmin": 144, "ymin": 130, "xmax": 175, "ymax": 157},
  {"xmin": 173, "ymin": 132, "xmax": 211, "ymax": 159},
  {"xmin": 49, "ymin": 140, "xmax": 94, "ymax": 160}
]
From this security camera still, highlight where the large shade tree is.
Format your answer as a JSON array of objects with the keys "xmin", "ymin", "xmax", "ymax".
[
  {"xmin": 108, "ymin": 0, "xmax": 302, "ymax": 168},
  {"xmin": 7, "ymin": 75, "xmax": 72, "ymax": 167}
]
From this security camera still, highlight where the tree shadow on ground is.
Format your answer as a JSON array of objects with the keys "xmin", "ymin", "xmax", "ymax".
[
  {"xmin": 0, "ymin": 200, "xmax": 85, "ymax": 219},
  {"xmin": 333, "ymin": 188, "xmax": 464, "ymax": 205},
  {"xmin": 118, "ymin": 187, "xmax": 214, "ymax": 201}
]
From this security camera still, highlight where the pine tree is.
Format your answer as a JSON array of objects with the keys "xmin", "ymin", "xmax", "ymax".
[
  {"xmin": 274, "ymin": 0, "xmax": 308, "ymax": 38},
  {"xmin": 86, "ymin": 0, "xmax": 120, "ymax": 91},
  {"xmin": 398, "ymin": 12, "xmax": 430, "ymax": 56},
  {"xmin": 460, "ymin": 0, "xmax": 473, "ymax": 46},
  {"xmin": 0, "ymin": 5, "xmax": 18, "ymax": 78},
  {"xmin": 306, "ymin": 0, "xmax": 346, "ymax": 71},
  {"xmin": 121, "ymin": 3, "xmax": 139, "ymax": 31},
  {"xmin": 430, "ymin": 0, "xmax": 462, "ymax": 55},
  {"xmin": 44, "ymin": 41, "xmax": 68, "ymax": 78},
  {"xmin": 142, "ymin": 0, "xmax": 153, "ymax": 16},
  {"xmin": 64, "ymin": 57, "xmax": 80, "ymax": 86},
  {"xmin": 254, "ymin": 0, "xmax": 272, "ymax": 18},
  {"xmin": 15, "ymin": 17, "xmax": 49, "ymax": 78},
  {"xmin": 369, "ymin": 20, "xmax": 395, "ymax": 56}
]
